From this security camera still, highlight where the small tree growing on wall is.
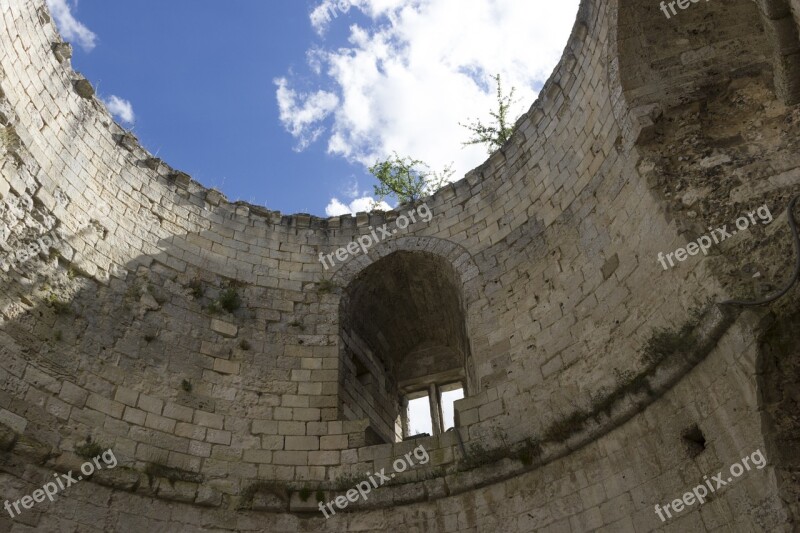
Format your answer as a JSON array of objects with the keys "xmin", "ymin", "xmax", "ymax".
[
  {"xmin": 370, "ymin": 152, "xmax": 454, "ymax": 205},
  {"xmin": 460, "ymin": 74, "xmax": 520, "ymax": 154}
]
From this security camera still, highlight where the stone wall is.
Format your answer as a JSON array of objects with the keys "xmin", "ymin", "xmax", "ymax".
[{"xmin": 0, "ymin": 0, "xmax": 799, "ymax": 531}]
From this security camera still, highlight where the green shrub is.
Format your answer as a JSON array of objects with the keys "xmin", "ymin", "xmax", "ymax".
[
  {"xmin": 75, "ymin": 440, "xmax": 106, "ymax": 459},
  {"xmin": 144, "ymin": 463, "xmax": 203, "ymax": 485},
  {"xmin": 317, "ymin": 279, "xmax": 337, "ymax": 294},
  {"xmin": 186, "ymin": 278, "xmax": 204, "ymax": 299},
  {"xmin": 218, "ymin": 288, "xmax": 241, "ymax": 313},
  {"xmin": 47, "ymin": 294, "xmax": 72, "ymax": 315}
]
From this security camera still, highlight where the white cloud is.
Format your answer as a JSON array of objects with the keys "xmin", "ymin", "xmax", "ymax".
[
  {"xmin": 103, "ymin": 95, "xmax": 135, "ymax": 124},
  {"xmin": 344, "ymin": 177, "xmax": 365, "ymax": 199},
  {"xmin": 46, "ymin": 0, "xmax": 97, "ymax": 52},
  {"xmin": 275, "ymin": 77, "xmax": 340, "ymax": 151},
  {"xmin": 312, "ymin": 0, "xmax": 411, "ymax": 34},
  {"xmin": 280, "ymin": 0, "xmax": 580, "ymax": 185},
  {"xmin": 310, "ymin": 1, "xmax": 350, "ymax": 35},
  {"xmin": 326, "ymin": 196, "xmax": 392, "ymax": 216}
]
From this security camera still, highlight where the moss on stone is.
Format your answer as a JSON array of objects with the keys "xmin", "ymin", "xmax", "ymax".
[
  {"xmin": 238, "ymin": 481, "xmax": 290, "ymax": 509},
  {"xmin": 316, "ymin": 279, "xmax": 337, "ymax": 294},
  {"xmin": 144, "ymin": 463, "xmax": 203, "ymax": 485},
  {"xmin": 218, "ymin": 288, "xmax": 241, "ymax": 312},
  {"xmin": 75, "ymin": 441, "xmax": 107, "ymax": 459}
]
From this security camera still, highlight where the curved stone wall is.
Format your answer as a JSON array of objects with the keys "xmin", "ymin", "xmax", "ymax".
[{"xmin": 1, "ymin": 0, "xmax": 799, "ymax": 531}]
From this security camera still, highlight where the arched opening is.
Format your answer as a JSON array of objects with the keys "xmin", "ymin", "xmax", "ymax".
[{"xmin": 337, "ymin": 251, "xmax": 471, "ymax": 443}]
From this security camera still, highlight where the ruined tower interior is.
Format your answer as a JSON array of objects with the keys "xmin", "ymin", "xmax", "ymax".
[{"xmin": 1, "ymin": 0, "xmax": 800, "ymax": 531}]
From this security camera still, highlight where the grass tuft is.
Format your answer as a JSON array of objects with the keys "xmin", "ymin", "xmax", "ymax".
[
  {"xmin": 47, "ymin": 293, "xmax": 72, "ymax": 315},
  {"xmin": 218, "ymin": 288, "xmax": 241, "ymax": 313},
  {"xmin": 144, "ymin": 463, "xmax": 203, "ymax": 485},
  {"xmin": 316, "ymin": 279, "xmax": 337, "ymax": 294},
  {"xmin": 75, "ymin": 440, "xmax": 106, "ymax": 459},
  {"xmin": 186, "ymin": 278, "xmax": 204, "ymax": 299}
]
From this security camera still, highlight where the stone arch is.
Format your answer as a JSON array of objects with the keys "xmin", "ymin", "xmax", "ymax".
[{"xmin": 330, "ymin": 236, "xmax": 489, "ymax": 442}]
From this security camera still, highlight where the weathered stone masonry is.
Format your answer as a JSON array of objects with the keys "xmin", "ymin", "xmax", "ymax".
[{"xmin": 0, "ymin": 0, "xmax": 799, "ymax": 531}]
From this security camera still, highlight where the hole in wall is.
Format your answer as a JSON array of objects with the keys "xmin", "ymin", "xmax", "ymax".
[{"xmin": 682, "ymin": 424, "xmax": 707, "ymax": 458}]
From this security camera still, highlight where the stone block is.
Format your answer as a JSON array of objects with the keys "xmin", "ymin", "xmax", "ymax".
[
  {"xmin": 252, "ymin": 420, "xmax": 278, "ymax": 435},
  {"xmin": 194, "ymin": 410, "xmax": 224, "ymax": 430},
  {"xmin": 210, "ymin": 318, "xmax": 238, "ymax": 338},
  {"xmin": 261, "ymin": 436, "xmax": 284, "ymax": 450},
  {"xmin": 58, "ymin": 381, "xmax": 88, "ymax": 407},
  {"xmin": 114, "ymin": 387, "xmax": 139, "ymax": 407},
  {"xmin": 137, "ymin": 394, "xmax": 164, "ymax": 415},
  {"xmin": 273, "ymin": 451, "xmax": 308, "ymax": 465},
  {"xmin": 278, "ymin": 421, "xmax": 306, "ymax": 436},
  {"xmin": 86, "ymin": 394, "xmax": 125, "ymax": 419},
  {"xmin": 163, "ymin": 402, "xmax": 193, "ymax": 423},
  {"xmin": 123, "ymin": 407, "xmax": 146, "ymax": 425},
  {"xmin": 206, "ymin": 429, "xmax": 232, "ymax": 445},
  {"xmin": 285, "ymin": 436, "xmax": 319, "ymax": 451},
  {"xmin": 308, "ymin": 451, "xmax": 340, "ymax": 465},
  {"xmin": 243, "ymin": 449, "xmax": 273, "ymax": 463},
  {"xmin": 213, "ymin": 358, "xmax": 240, "ymax": 375},
  {"xmin": 145, "ymin": 413, "xmax": 176, "ymax": 433},
  {"xmin": 321, "ymin": 434, "xmax": 349, "ymax": 450}
]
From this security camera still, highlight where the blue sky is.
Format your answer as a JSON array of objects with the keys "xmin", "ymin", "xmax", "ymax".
[{"xmin": 48, "ymin": 0, "xmax": 580, "ymax": 217}]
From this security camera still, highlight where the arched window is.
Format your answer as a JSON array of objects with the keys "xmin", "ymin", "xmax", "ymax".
[{"xmin": 338, "ymin": 250, "xmax": 471, "ymax": 443}]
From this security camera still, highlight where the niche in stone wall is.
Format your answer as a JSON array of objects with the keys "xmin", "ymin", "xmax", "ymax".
[{"xmin": 338, "ymin": 250, "xmax": 471, "ymax": 444}]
